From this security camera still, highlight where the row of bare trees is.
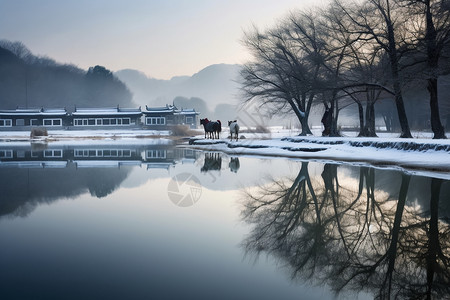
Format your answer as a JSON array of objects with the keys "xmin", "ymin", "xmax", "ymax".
[{"xmin": 240, "ymin": 0, "xmax": 450, "ymax": 138}]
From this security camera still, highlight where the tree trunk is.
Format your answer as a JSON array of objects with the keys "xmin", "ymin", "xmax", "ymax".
[
  {"xmin": 366, "ymin": 102, "xmax": 377, "ymax": 137},
  {"xmin": 357, "ymin": 102, "xmax": 365, "ymax": 137},
  {"xmin": 425, "ymin": 0, "xmax": 446, "ymax": 139},
  {"xmin": 289, "ymin": 100, "xmax": 311, "ymax": 136},
  {"xmin": 389, "ymin": 59, "xmax": 412, "ymax": 137},
  {"xmin": 329, "ymin": 93, "xmax": 341, "ymax": 137},
  {"xmin": 428, "ymin": 78, "xmax": 446, "ymax": 139},
  {"xmin": 299, "ymin": 114, "xmax": 313, "ymax": 136},
  {"xmin": 384, "ymin": 1, "xmax": 412, "ymax": 138},
  {"xmin": 383, "ymin": 115, "xmax": 392, "ymax": 132}
]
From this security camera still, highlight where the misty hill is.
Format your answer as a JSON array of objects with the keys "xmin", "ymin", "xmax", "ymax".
[
  {"xmin": 115, "ymin": 64, "xmax": 242, "ymax": 114},
  {"xmin": 0, "ymin": 40, "xmax": 133, "ymax": 110},
  {"xmin": 115, "ymin": 64, "xmax": 315, "ymax": 127}
]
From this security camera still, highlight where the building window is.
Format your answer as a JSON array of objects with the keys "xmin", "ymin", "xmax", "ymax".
[
  {"xmin": 146, "ymin": 117, "xmax": 166, "ymax": 125},
  {"xmin": 0, "ymin": 150, "xmax": 13, "ymax": 158},
  {"xmin": 185, "ymin": 116, "xmax": 194, "ymax": 124},
  {"xmin": 43, "ymin": 119, "xmax": 62, "ymax": 126},
  {"xmin": 146, "ymin": 150, "xmax": 166, "ymax": 159},
  {"xmin": 74, "ymin": 149, "xmax": 134, "ymax": 158},
  {"xmin": 16, "ymin": 119, "xmax": 25, "ymax": 126},
  {"xmin": 75, "ymin": 150, "xmax": 88, "ymax": 157},
  {"xmin": 75, "ymin": 117, "xmax": 132, "ymax": 126},
  {"xmin": 44, "ymin": 150, "xmax": 63, "ymax": 158},
  {"xmin": 31, "ymin": 119, "xmax": 39, "ymax": 126},
  {"xmin": 0, "ymin": 119, "xmax": 12, "ymax": 127}
]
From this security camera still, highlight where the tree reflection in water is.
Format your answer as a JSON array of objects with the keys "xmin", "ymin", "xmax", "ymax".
[{"xmin": 241, "ymin": 162, "xmax": 450, "ymax": 299}]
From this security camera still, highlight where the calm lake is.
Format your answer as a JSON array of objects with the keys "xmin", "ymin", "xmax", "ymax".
[{"xmin": 0, "ymin": 142, "xmax": 449, "ymax": 300}]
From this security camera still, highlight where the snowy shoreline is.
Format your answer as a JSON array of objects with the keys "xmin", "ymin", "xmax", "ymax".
[
  {"xmin": 186, "ymin": 134, "xmax": 450, "ymax": 179},
  {"xmin": 0, "ymin": 129, "xmax": 449, "ymax": 178}
]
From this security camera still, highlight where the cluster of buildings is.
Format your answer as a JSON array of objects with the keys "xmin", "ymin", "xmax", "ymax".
[{"xmin": 0, "ymin": 104, "xmax": 199, "ymax": 131}]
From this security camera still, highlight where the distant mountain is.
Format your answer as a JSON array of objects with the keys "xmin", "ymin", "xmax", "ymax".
[
  {"xmin": 115, "ymin": 64, "xmax": 304, "ymax": 127},
  {"xmin": 115, "ymin": 64, "xmax": 242, "ymax": 111}
]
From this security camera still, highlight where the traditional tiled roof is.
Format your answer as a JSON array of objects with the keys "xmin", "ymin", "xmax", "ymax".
[
  {"xmin": 72, "ymin": 106, "xmax": 142, "ymax": 116},
  {"xmin": 144, "ymin": 105, "xmax": 199, "ymax": 115},
  {"xmin": 41, "ymin": 108, "xmax": 68, "ymax": 115},
  {"xmin": 143, "ymin": 104, "xmax": 177, "ymax": 114},
  {"xmin": 175, "ymin": 108, "xmax": 200, "ymax": 115},
  {"xmin": 0, "ymin": 105, "xmax": 199, "ymax": 117},
  {"xmin": 0, "ymin": 107, "xmax": 67, "ymax": 116}
]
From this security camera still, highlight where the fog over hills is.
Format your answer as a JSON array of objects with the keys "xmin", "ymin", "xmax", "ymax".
[{"xmin": 115, "ymin": 64, "xmax": 243, "ymax": 120}]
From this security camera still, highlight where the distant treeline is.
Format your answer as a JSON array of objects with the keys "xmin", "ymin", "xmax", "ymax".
[{"xmin": 0, "ymin": 40, "xmax": 133, "ymax": 110}]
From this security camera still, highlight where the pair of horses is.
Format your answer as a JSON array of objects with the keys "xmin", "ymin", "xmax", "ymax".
[{"xmin": 200, "ymin": 118, "xmax": 240, "ymax": 141}]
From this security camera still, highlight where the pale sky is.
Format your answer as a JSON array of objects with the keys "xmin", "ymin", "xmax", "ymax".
[{"xmin": 1, "ymin": 0, "xmax": 318, "ymax": 79}]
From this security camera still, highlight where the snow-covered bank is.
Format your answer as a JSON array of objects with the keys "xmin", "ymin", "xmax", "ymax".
[
  {"xmin": 187, "ymin": 135, "xmax": 450, "ymax": 179},
  {"xmin": 1, "ymin": 129, "xmax": 449, "ymax": 178}
]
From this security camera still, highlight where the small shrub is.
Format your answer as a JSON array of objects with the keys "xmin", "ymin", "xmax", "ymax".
[
  {"xmin": 30, "ymin": 127, "xmax": 48, "ymax": 139},
  {"xmin": 171, "ymin": 125, "xmax": 196, "ymax": 136}
]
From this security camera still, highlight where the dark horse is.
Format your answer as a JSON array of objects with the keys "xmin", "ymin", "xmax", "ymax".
[{"xmin": 200, "ymin": 118, "xmax": 221, "ymax": 139}]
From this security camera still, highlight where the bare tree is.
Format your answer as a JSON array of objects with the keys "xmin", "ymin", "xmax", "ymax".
[
  {"xmin": 240, "ymin": 9, "xmax": 330, "ymax": 136},
  {"xmin": 400, "ymin": 0, "xmax": 450, "ymax": 138},
  {"xmin": 321, "ymin": 3, "xmax": 389, "ymax": 136},
  {"xmin": 334, "ymin": 0, "xmax": 414, "ymax": 138}
]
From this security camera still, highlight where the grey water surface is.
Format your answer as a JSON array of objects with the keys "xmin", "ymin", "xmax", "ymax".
[{"xmin": 0, "ymin": 143, "xmax": 448, "ymax": 300}]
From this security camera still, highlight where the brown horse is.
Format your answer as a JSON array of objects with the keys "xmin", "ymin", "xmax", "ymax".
[{"xmin": 200, "ymin": 118, "xmax": 221, "ymax": 139}]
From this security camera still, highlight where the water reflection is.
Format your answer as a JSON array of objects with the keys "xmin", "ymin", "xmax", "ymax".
[
  {"xmin": 229, "ymin": 157, "xmax": 240, "ymax": 173},
  {"xmin": 0, "ymin": 143, "xmax": 200, "ymax": 218},
  {"xmin": 200, "ymin": 152, "xmax": 222, "ymax": 173},
  {"xmin": 241, "ymin": 163, "xmax": 450, "ymax": 299},
  {"xmin": 1, "ymin": 146, "xmax": 449, "ymax": 299}
]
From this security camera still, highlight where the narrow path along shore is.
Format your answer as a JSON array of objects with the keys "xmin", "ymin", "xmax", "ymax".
[{"xmin": 186, "ymin": 135, "xmax": 450, "ymax": 179}]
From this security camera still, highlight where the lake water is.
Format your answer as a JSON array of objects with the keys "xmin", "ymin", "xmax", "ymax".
[{"xmin": 0, "ymin": 142, "xmax": 449, "ymax": 300}]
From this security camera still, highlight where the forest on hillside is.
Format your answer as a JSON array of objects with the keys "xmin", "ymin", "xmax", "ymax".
[{"xmin": 0, "ymin": 40, "xmax": 133, "ymax": 111}]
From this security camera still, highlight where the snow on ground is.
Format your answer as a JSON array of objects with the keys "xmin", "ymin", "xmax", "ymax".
[
  {"xmin": 0, "ymin": 128, "xmax": 449, "ymax": 178},
  {"xmin": 188, "ymin": 128, "xmax": 450, "ymax": 179}
]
